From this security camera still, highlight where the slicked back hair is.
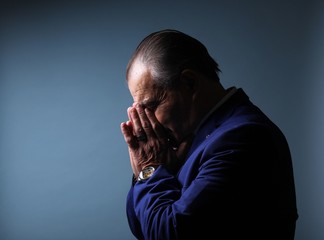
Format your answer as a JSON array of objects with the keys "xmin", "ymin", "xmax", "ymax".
[{"xmin": 126, "ymin": 29, "xmax": 221, "ymax": 89}]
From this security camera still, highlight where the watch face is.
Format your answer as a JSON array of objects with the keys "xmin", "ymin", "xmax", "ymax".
[{"xmin": 138, "ymin": 166, "xmax": 155, "ymax": 181}]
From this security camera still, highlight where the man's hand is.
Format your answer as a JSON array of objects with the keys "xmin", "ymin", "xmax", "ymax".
[{"xmin": 120, "ymin": 103, "xmax": 192, "ymax": 178}]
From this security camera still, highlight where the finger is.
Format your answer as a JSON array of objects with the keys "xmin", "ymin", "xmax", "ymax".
[
  {"xmin": 176, "ymin": 133, "xmax": 195, "ymax": 161},
  {"xmin": 127, "ymin": 107, "xmax": 132, "ymax": 122},
  {"xmin": 128, "ymin": 106, "xmax": 146, "ymax": 140},
  {"xmin": 135, "ymin": 103, "xmax": 155, "ymax": 138},
  {"xmin": 145, "ymin": 108, "xmax": 167, "ymax": 140},
  {"xmin": 127, "ymin": 107, "xmax": 137, "ymax": 136},
  {"xmin": 120, "ymin": 121, "xmax": 138, "ymax": 148}
]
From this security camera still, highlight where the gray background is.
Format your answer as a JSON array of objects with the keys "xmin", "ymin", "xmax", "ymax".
[{"xmin": 1, "ymin": 0, "xmax": 323, "ymax": 239}]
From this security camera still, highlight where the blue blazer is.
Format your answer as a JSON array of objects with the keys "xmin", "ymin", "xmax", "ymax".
[{"xmin": 126, "ymin": 88, "xmax": 298, "ymax": 240}]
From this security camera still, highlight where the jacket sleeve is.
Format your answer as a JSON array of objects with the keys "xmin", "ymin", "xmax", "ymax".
[
  {"xmin": 126, "ymin": 180, "xmax": 144, "ymax": 240},
  {"xmin": 126, "ymin": 167, "xmax": 181, "ymax": 239},
  {"xmin": 126, "ymin": 123, "xmax": 296, "ymax": 240},
  {"xmin": 126, "ymin": 130, "xmax": 253, "ymax": 240}
]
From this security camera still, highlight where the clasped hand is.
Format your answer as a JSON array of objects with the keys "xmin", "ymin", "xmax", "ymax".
[{"xmin": 120, "ymin": 103, "xmax": 192, "ymax": 178}]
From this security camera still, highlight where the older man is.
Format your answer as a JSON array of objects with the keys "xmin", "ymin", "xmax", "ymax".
[{"xmin": 120, "ymin": 29, "xmax": 298, "ymax": 240}]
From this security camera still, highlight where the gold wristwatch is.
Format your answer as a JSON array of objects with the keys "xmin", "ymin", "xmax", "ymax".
[{"xmin": 138, "ymin": 166, "xmax": 155, "ymax": 181}]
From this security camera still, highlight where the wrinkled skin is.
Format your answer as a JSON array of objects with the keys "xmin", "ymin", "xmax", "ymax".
[
  {"xmin": 120, "ymin": 103, "xmax": 194, "ymax": 177},
  {"xmin": 120, "ymin": 60, "xmax": 195, "ymax": 177},
  {"xmin": 120, "ymin": 59, "xmax": 224, "ymax": 178}
]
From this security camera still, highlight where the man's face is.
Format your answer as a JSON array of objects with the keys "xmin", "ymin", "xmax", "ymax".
[{"xmin": 127, "ymin": 61, "xmax": 194, "ymax": 146}]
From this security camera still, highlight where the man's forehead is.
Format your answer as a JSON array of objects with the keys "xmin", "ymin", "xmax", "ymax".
[
  {"xmin": 132, "ymin": 83, "xmax": 162, "ymax": 105},
  {"xmin": 128, "ymin": 60, "xmax": 163, "ymax": 102},
  {"xmin": 128, "ymin": 61, "xmax": 150, "ymax": 92},
  {"xmin": 128, "ymin": 60, "xmax": 147, "ymax": 80}
]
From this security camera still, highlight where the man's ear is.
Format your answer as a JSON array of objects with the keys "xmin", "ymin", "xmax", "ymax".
[{"xmin": 179, "ymin": 69, "xmax": 199, "ymax": 92}]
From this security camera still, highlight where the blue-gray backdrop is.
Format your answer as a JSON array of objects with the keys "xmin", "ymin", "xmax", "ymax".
[{"xmin": 1, "ymin": 0, "xmax": 323, "ymax": 239}]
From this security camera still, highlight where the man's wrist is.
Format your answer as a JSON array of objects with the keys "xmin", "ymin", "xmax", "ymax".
[{"xmin": 137, "ymin": 166, "xmax": 156, "ymax": 181}]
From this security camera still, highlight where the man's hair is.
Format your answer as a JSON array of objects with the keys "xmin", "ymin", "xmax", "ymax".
[{"xmin": 126, "ymin": 29, "xmax": 221, "ymax": 89}]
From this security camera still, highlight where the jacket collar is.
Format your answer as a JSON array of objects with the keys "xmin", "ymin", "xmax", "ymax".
[{"xmin": 186, "ymin": 87, "xmax": 250, "ymax": 157}]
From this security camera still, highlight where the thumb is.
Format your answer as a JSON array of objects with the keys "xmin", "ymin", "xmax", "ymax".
[{"xmin": 176, "ymin": 133, "xmax": 195, "ymax": 164}]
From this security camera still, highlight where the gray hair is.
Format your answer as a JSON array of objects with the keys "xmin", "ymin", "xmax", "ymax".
[{"xmin": 126, "ymin": 29, "xmax": 221, "ymax": 89}]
